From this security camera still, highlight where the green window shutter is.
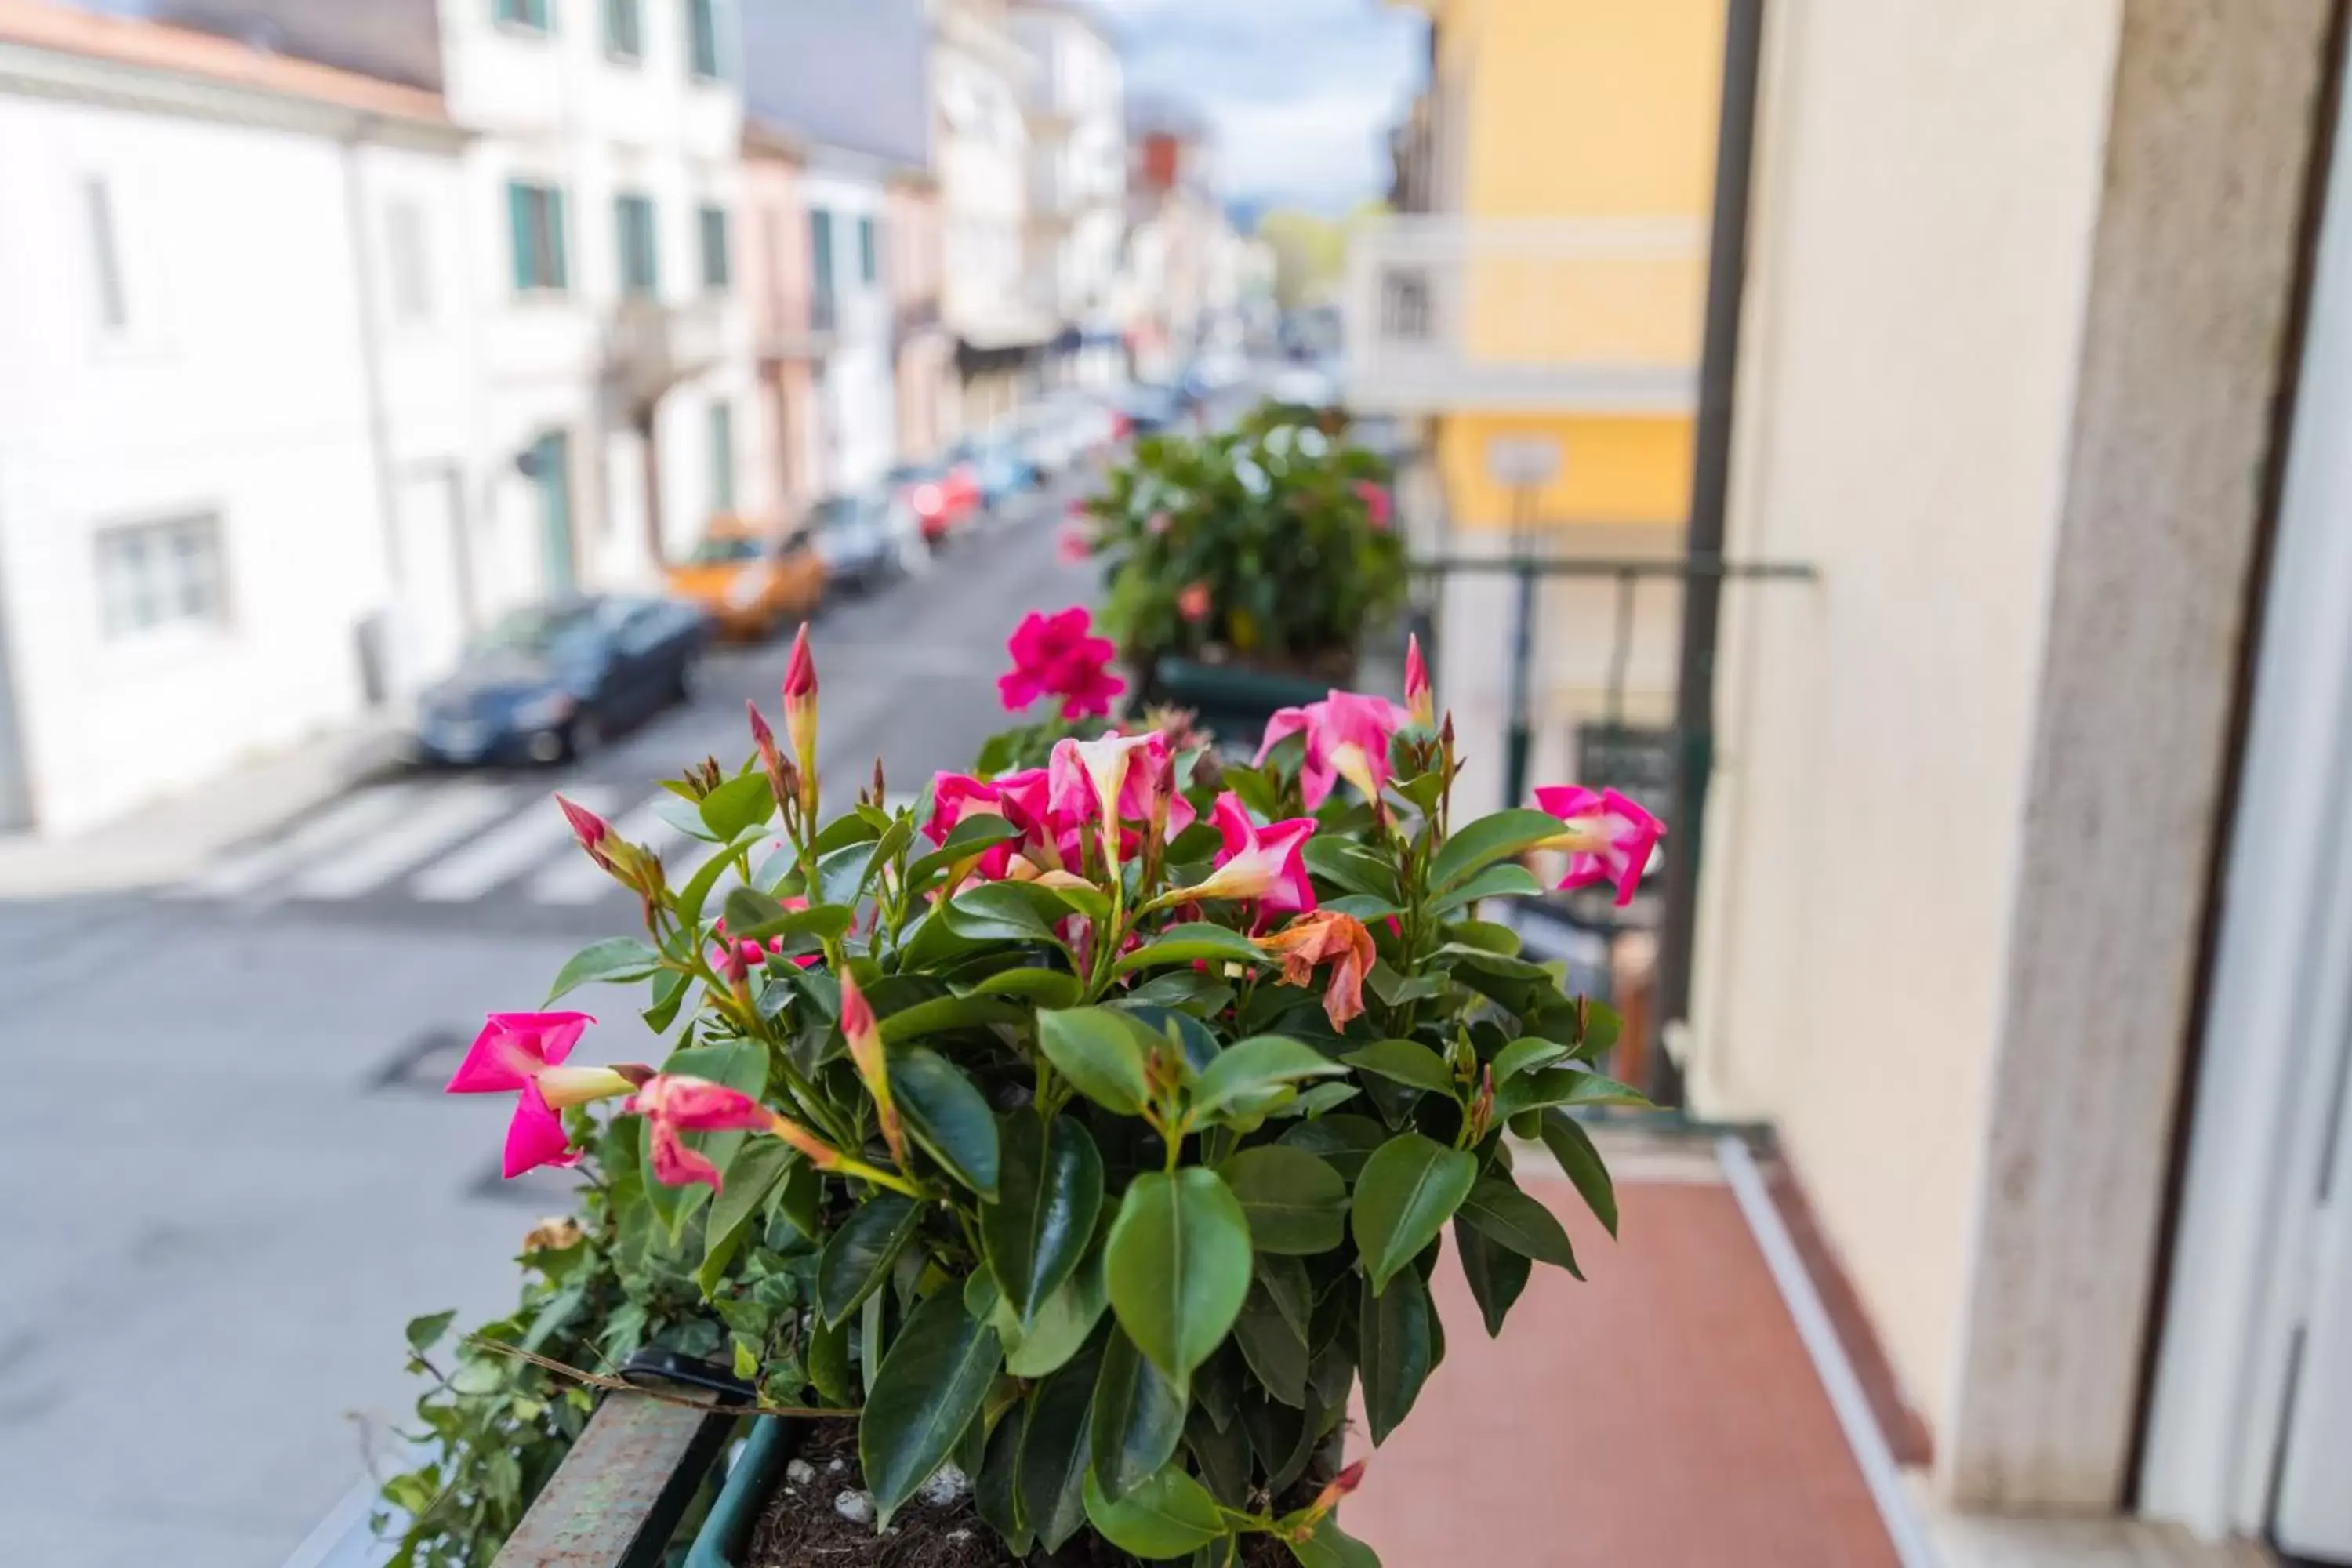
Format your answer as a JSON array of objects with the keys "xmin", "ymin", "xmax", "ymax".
[
  {"xmin": 689, "ymin": 0, "xmax": 721, "ymax": 78},
  {"xmin": 699, "ymin": 205, "xmax": 730, "ymax": 292},
  {"xmin": 710, "ymin": 401, "xmax": 735, "ymax": 514},
  {"xmin": 506, "ymin": 180, "xmax": 534, "ymax": 292},
  {"xmin": 546, "ymin": 187, "xmax": 569, "ymax": 290},
  {"xmin": 858, "ymin": 216, "xmax": 877, "ymax": 285}
]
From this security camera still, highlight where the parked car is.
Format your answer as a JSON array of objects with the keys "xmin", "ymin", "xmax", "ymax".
[
  {"xmin": 412, "ymin": 595, "xmax": 710, "ymax": 767},
  {"xmin": 1023, "ymin": 392, "xmax": 1113, "ymax": 473},
  {"xmin": 1107, "ymin": 382, "xmax": 1185, "ymax": 439},
  {"xmin": 949, "ymin": 432, "xmax": 1040, "ymax": 510},
  {"xmin": 662, "ymin": 517, "xmax": 824, "ymax": 641},
  {"xmin": 810, "ymin": 488, "xmax": 920, "ymax": 593},
  {"xmin": 887, "ymin": 459, "xmax": 982, "ymax": 544}
]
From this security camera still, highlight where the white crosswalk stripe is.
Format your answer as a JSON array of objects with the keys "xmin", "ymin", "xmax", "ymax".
[
  {"xmin": 283, "ymin": 782, "xmax": 513, "ymax": 901},
  {"xmin": 181, "ymin": 782, "xmax": 430, "ymax": 898},
  {"xmin": 527, "ymin": 793, "xmax": 692, "ymax": 906},
  {"xmin": 410, "ymin": 784, "xmax": 621, "ymax": 902}
]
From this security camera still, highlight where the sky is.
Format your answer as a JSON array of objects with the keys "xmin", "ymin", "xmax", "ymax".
[{"xmin": 1095, "ymin": 0, "xmax": 1427, "ymax": 213}]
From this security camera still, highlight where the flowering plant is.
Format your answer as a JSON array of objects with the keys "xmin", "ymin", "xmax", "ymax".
[
  {"xmin": 390, "ymin": 621, "xmax": 1660, "ymax": 1566},
  {"xmin": 1073, "ymin": 402, "xmax": 1407, "ymax": 677}
]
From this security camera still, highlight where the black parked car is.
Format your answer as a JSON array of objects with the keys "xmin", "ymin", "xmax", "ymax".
[{"xmin": 412, "ymin": 595, "xmax": 711, "ymax": 767}]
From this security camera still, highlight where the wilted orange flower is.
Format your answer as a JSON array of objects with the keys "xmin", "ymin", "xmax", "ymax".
[{"xmin": 1258, "ymin": 910, "xmax": 1377, "ymax": 1030}]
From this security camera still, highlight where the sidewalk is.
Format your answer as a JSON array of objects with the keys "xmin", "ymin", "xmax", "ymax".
[{"xmin": 0, "ymin": 720, "xmax": 401, "ymax": 898}]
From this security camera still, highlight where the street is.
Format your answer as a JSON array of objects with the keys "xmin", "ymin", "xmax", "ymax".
[{"xmin": 0, "ymin": 479, "xmax": 1100, "ymax": 1568}]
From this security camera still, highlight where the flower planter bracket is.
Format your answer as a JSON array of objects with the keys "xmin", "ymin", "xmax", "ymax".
[{"xmin": 492, "ymin": 1387, "xmax": 733, "ymax": 1568}]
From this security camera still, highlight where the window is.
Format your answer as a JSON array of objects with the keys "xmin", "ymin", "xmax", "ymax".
[
  {"xmin": 697, "ymin": 203, "xmax": 731, "ymax": 292},
  {"xmin": 506, "ymin": 180, "xmax": 568, "ymax": 293},
  {"xmin": 858, "ymin": 216, "xmax": 878, "ymax": 286},
  {"xmin": 494, "ymin": 0, "xmax": 549, "ymax": 32},
  {"xmin": 688, "ymin": 0, "xmax": 722, "ymax": 79},
  {"xmin": 603, "ymin": 0, "xmax": 641, "ymax": 59},
  {"xmin": 614, "ymin": 193, "xmax": 657, "ymax": 297},
  {"xmin": 96, "ymin": 514, "xmax": 228, "ymax": 641},
  {"xmin": 386, "ymin": 198, "xmax": 433, "ymax": 323},
  {"xmin": 85, "ymin": 175, "xmax": 127, "ymax": 332},
  {"xmin": 809, "ymin": 207, "xmax": 835, "ymax": 319},
  {"xmin": 708, "ymin": 400, "xmax": 736, "ymax": 516}
]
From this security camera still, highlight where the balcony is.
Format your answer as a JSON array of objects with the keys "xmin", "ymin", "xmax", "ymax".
[
  {"xmin": 763, "ymin": 291, "xmax": 838, "ymax": 362},
  {"xmin": 1343, "ymin": 216, "xmax": 1708, "ymax": 415},
  {"xmin": 603, "ymin": 296, "xmax": 728, "ymax": 411}
]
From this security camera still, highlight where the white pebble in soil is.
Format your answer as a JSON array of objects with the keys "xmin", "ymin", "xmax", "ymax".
[
  {"xmin": 918, "ymin": 1463, "xmax": 969, "ymax": 1508},
  {"xmin": 834, "ymin": 1490, "xmax": 875, "ymax": 1526},
  {"xmin": 828, "ymin": 1457, "xmax": 848, "ymax": 1473},
  {"xmin": 786, "ymin": 1459, "xmax": 816, "ymax": 1486}
]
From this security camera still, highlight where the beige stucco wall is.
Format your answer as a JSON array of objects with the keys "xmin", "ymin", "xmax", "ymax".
[{"xmin": 1686, "ymin": 0, "xmax": 2125, "ymax": 1441}]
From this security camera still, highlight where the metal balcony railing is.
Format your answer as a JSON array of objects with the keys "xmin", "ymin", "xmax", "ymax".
[{"xmin": 1343, "ymin": 216, "xmax": 1709, "ymax": 414}]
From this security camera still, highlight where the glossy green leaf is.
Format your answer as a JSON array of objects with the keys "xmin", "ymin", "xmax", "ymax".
[
  {"xmin": 1287, "ymin": 1516, "xmax": 1385, "ymax": 1568},
  {"xmin": 1219, "ymin": 1145, "xmax": 1349, "ymax": 1255},
  {"xmin": 1189, "ymin": 1036, "xmax": 1348, "ymax": 1124},
  {"xmin": 859, "ymin": 1290, "xmax": 1001, "ymax": 1526},
  {"xmin": 545, "ymin": 937, "xmax": 660, "ymax": 1003},
  {"xmin": 983, "ymin": 1111, "xmax": 1104, "ymax": 1323},
  {"xmin": 1301, "ymin": 837, "xmax": 1398, "ymax": 899},
  {"xmin": 1004, "ymin": 1248, "xmax": 1109, "ymax": 1377},
  {"xmin": 1488, "ymin": 1036, "xmax": 1572, "ymax": 1083},
  {"xmin": 1539, "ymin": 1111, "xmax": 1619, "ymax": 1238},
  {"xmin": 1454, "ymin": 1218, "xmax": 1531, "ymax": 1338},
  {"xmin": 887, "ymin": 1044, "xmax": 1001, "ymax": 1197},
  {"xmin": 1105, "ymin": 1168, "xmax": 1254, "ymax": 1385},
  {"xmin": 816, "ymin": 1193, "xmax": 921, "ymax": 1326},
  {"xmin": 1083, "ymin": 1465, "xmax": 1228, "ymax": 1560},
  {"xmin": 942, "ymin": 880, "xmax": 1062, "ymax": 942},
  {"xmin": 1186, "ymin": 1404, "xmax": 1253, "ymax": 1507},
  {"xmin": 698, "ymin": 771, "xmax": 775, "ymax": 841},
  {"xmin": 1496, "ymin": 1065, "xmax": 1653, "ymax": 1120},
  {"xmin": 695, "ymin": 1138, "xmax": 794, "ymax": 1295},
  {"xmin": 808, "ymin": 1314, "xmax": 851, "ymax": 1407},
  {"xmin": 1351, "ymin": 1134, "xmax": 1477, "ymax": 1294},
  {"xmin": 405, "ymin": 1310, "xmax": 456, "ymax": 1355},
  {"xmin": 1457, "ymin": 1177, "xmax": 1580, "ymax": 1275},
  {"xmin": 1111, "ymin": 921, "xmax": 1269, "ymax": 978},
  {"xmin": 971, "ymin": 966, "xmax": 1084, "ymax": 1007},
  {"xmin": 1018, "ymin": 1336, "xmax": 1103, "ymax": 1552},
  {"xmin": 1275, "ymin": 1081, "xmax": 1363, "ymax": 1120},
  {"xmin": 1358, "ymin": 1265, "xmax": 1433, "ymax": 1445},
  {"xmin": 877, "ymin": 992, "xmax": 1028, "ymax": 1044},
  {"xmin": 975, "ymin": 1398, "xmax": 1033, "ymax": 1555},
  {"xmin": 1090, "ymin": 1323, "xmax": 1187, "ymax": 1501},
  {"xmin": 1341, "ymin": 1039, "xmax": 1456, "ymax": 1097},
  {"xmin": 719, "ymin": 887, "xmax": 854, "ymax": 946},
  {"xmin": 1276, "ymin": 1114, "xmax": 1389, "ymax": 1184},
  {"xmin": 1037, "ymin": 1006, "xmax": 1155, "ymax": 1115},
  {"xmin": 676, "ymin": 826, "xmax": 768, "ymax": 920},
  {"xmin": 1231, "ymin": 1282, "xmax": 1309, "ymax": 1405},
  {"xmin": 1426, "ymin": 808, "xmax": 1566, "ymax": 894},
  {"xmin": 907, "ymin": 812, "xmax": 1022, "ymax": 885}
]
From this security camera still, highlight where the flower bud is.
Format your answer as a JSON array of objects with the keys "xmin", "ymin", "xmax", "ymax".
[
  {"xmin": 784, "ymin": 625, "xmax": 819, "ymax": 818},
  {"xmin": 839, "ymin": 971, "xmax": 906, "ymax": 1168},
  {"xmin": 556, "ymin": 794, "xmax": 612, "ymax": 870},
  {"xmin": 1405, "ymin": 634, "xmax": 1433, "ymax": 728}
]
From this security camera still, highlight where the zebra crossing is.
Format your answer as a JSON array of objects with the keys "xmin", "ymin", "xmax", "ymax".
[{"xmin": 172, "ymin": 775, "xmax": 924, "ymax": 917}]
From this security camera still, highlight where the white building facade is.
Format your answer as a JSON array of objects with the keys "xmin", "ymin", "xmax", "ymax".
[
  {"xmin": 1009, "ymin": 0, "xmax": 1125, "ymax": 387},
  {"xmin": 0, "ymin": 8, "xmax": 476, "ymax": 833},
  {"xmin": 800, "ymin": 155, "xmax": 904, "ymax": 493}
]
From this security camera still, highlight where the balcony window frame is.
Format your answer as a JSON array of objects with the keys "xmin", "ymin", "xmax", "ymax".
[
  {"xmin": 506, "ymin": 178, "xmax": 570, "ymax": 296},
  {"xmin": 697, "ymin": 203, "xmax": 731, "ymax": 295},
  {"xmin": 687, "ymin": 0, "xmax": 724, "ymax": 82},
  {"xmin": 94, "ymin": 511, "xmax": 232, "ymax": 644},
  {"xmin": 614, "ymin": 191, "xmax": 659, "ymax": 299},
  {"xmin": 603, "ymin": 0, "xmax": 642, "ymax": 62},
  {"xmin": 493, "ymin": 0, "xmax": 551, "ymax": 37}
]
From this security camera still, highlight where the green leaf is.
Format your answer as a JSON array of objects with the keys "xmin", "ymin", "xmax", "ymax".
[
  {"xmin": 674, "ymin": 826, "xmax": 767, "ymax": 921},
  {"xmin": 1351, "ymin": 1134, "xmax": 1477, "ymax": 1293},
  {"xmin": 1341, "ymin": 1039, "xmax": 1456, "ymax": 1097},
  {"xmin": 1539, "ymin": 1111, "xmax": 1619, "ymax": 1238},
  {"xmin": 808, "ymin": 1315, "xmax": 851, "ymax": 1407},
  {"xmin": 983, "ymin": 1111, "xmax": 1105, "ymax": 1323},
  {"xmin": 1489, "ymin": 1036, "xmax": 1572, "ymax": 1083},
  {"xmin": 1301, "ymin": 837, "xmax": 1398, "ymax": 898},
  {"xmin": 811, "ymin": 811, "xmax": 883, "ymax": 855},
  {"xmin": 1083, "ymin": 1465, "xmax": 1228, "ymax": 1561},
  {"xmin": 545, "ymin": 938, "xmax": 660, "ymax": 1003},
  {"xmin": 1186, "ymin": 1404, "xmax": 1253, "ymax": 1507},
  {"xmin": 1430, "ymin": 860, "xmax": 1544, "ymax": 914},
  {"xmin": 720, "ymin": 887, "xmax": 854, "ymax": 946},
  {"xmin": 696, "ymin": 1139, "xmax": 795, "ymax": 1295},
  {"xmin": 1497, "ymin": 1065, "xmax": 1653, "ymax": 1120},
  {"xmin": 1276, "ymin": 1114, "xmax": 1389, "ymax": 1184},
  {"xmin": 642, "ymin": 967, "xmax": 692, "ymax": 1033},
  {"xmin": 1189, "ymin": 1036, "xmax": 1348, "ymax": 1125},
  {"xmin": 1219, "ymin": 1145, "xmax": 1349, "ymax": 1255},
  {"xmin": 1037, "ymin": 1007, "xmax": 1156, "ymax": 1115},
  {"xmin": 942, "ymin": 880, "xmax": 1062, "ymax": 942},
  {"xmin": 1288, "ymin": 1516, "xmax": 1385, "ymax": 1568},
  {"xmin": 1275, "ymin": 1081, "xmax": 1363, "ymax": 1120},
  {"xmin": 859, "ymin": 1290, "xmax": 1002, "ymax": 1526},
  {"xmin": 1105, "ymin": 1168, "xmax": 1255, "ymax": 1385},
  {"xmin": 887, "ymin": 1045, "xmax": 1001, "ymax": 1197},
  {"xmin": 404, "ymin": 1310, "xmax": 456, "ymax": 1356},
  {"xmin": 972, "ymin": 966, "xmax": 1083, "ymax": 1008},
  {"xmin": 1457, "ymin": 1178, "xmax": 1580, "ymax": 1275},
  {"xmin": 1454, "ymin": 1218, "xmax": 1531, "ymax": 1338},
  {"xmin": 1019, "ymin": 1336, "xmax": 1104, "ymax": 1552},
  {"xmin": 1004, "ymin": 1249, "xmax": 1109, "ymax": 1377},
  {"xmin": 878, "ymin": 992, "xmax": 1028, "ymax": 1044},
  {"xmin": 1230, "ymin": 1283, "xmax": 1309, "ymax": 1405},
  {"xmin": 699, "ymin": 771, "xmax": 775, "ymax": 841},
  {"xmin": 908, "ymin": 812, "xmax": 1023, "ymax": 886},
  {"xmin": 1111, "ymin": 921, "xmax": 1269, "ymax": 978},
  {"xmin": 817, "ymin": 1193, "xmax": 921, "ymax": 1327},
  {"xmin": 1426, "ymin": 808, "xmax": 1566, "ymax": 894},
  {"xmin": 1358, "ymin": 1265, "xmax": 1433, "ymax": 1445},
  {"xmin": 1090, "ymin": 1323, "xmax": 1186, "ymax": 1501},
  {"xmin": 975, "ymin": 1397, "xmax": 1033, "ymax": 1555}
]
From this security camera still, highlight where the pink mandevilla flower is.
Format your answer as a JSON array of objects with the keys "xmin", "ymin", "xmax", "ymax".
[
  {"xmin": 996, "ymin": 606, "xmax": 1126, "ymax": 720},
  {"xmin": 1193, "ymin": 792, "xmax": 1317, "ymax": 913},
  {"xmin": 1404, "ymin": 634, "xmax": 1433, "ymax": 728},
  {"xmin": 1534, "ymin": 785, "xmax": 1667, "ymax": 906},
  {"xmin": 1356, "ymin": 480, "xmax": 1394, "ymax": 532},
  {"xmin": 1255, "ymin": 690, "xmax": 1411, "ymax": 810},
  {"xmin": 626, "ymin": 1073, "xmax": 778, "ymax": 1192},
  {"xmin": 1178, "ymin": 582, "xmax": 1212, "ymax": 622},
  {"xmin": 445, "ymin": 1012, "xmax": 638, "ymax": 1178}
]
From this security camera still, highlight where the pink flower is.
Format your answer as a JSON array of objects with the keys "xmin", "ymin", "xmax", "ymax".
[
  {"xmin": 1356, "ymin": 481, "xmax": 1393, "ymax": 532},
  {"xmin": 784, "ymin": 625, "xmax": 818, "ymax": 799},
  {"xmin": 556, "ymin": 795, "xmax": 612, "ymax": 870},
  {"xmin": 626, "ymin": 1073, "xmax": 789, "ymax": 1192},
  {"xmin": 1146, "ymin": 510, "xmax": 1171, "ymax": 536},
  {"xmin": 1258, "ymin": 910, "xmax": 1375, "ymax": 1029},
  {"xmin": 998, "ymin": 606, "xmax": 1126, "ymax": 720},
  {"xmin": 1256, "ymin": 691, "xmax": 1411, "ymax": 810},
  {"xmin": 1178, "ymin": 582, "xmax": 1211, "ymax": 623},
  {"xmin": 1050, "ymin": 732, "xmax": 1163, "ymax": 869},
  {"xmin": 445, "ymin": 1013, "xmax": 640, "ymax": 1178},
  {"xmin": 1185, "ymin": 792, "xmax": 1316, "ymax": 912},
  {"xmin": 1405, "ymin": 634, "xmax": 1433, "ymax": 728},
  {"xmin": 924, "ymin": 773, "xmax": 1022, "ymax": 878},
  {"xmin": 1534, "ymin": 785, "xmax": 1666, "ymax": 906},
  {"xmin": 839, "ymin": 971, "xmax": 907, "ymax": 1167},
  {"xmin": 1057, "ymin": 521, "xmax": 1093, "ymax": 565}
]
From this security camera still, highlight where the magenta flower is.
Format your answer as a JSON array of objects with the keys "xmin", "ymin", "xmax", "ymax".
[
  {"xmin": 1405, "ymin": 634, "xmax": 1433, "ymax": 728},
  {"xmin": 626, "ymin": 1073, "xmax": 793, "ymax": 1192},
  {"xmin": 445, "ymin": 1012, "xmax": 641, "ymax": 1178},
  {"xmin": 997, "ymin": 606, "xmax": 1125, "ymax": 720},
  {"xmin": 1534, "ymin": 785, "xmax": 1666, "ymax": 906},
  {"xmin": 1186, "ymin": 792, "xmax": 1317, "ymax": 912},
  {"xmin": 1256, "ymin": 690, "xmax": 1411, "ymax": 810},
  {"xmin": 1178, "ymin": 582, "xmax": 1211, "ymax": 623},
  {"xmin": 923, "ymin": 772, "xmax": 1021, "ymax": 879},
  {"xmin": 1057, "ymin": 521, "xmax": 1093, "ymax": 565},
  {"xmin": 1356, "ymin": 481, "xmax": 1393, "ymax": 532}
]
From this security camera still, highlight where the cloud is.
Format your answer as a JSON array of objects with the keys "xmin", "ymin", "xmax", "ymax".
[{"xmin": 1095, "ymin": 0, "xmax": 1425, "ymax": 209}]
